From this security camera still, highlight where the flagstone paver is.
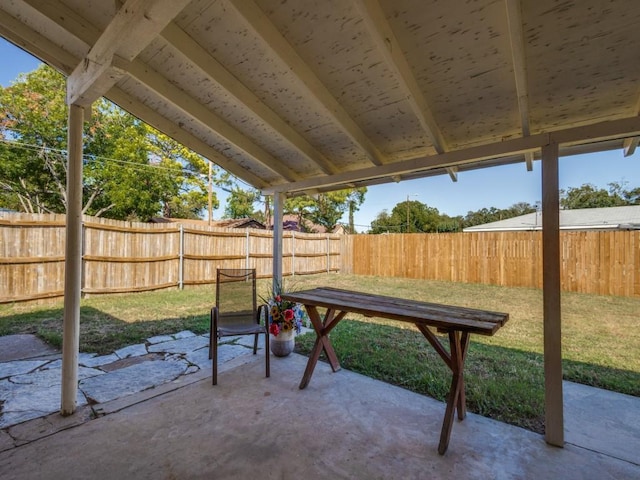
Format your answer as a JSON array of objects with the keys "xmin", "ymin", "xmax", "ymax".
[
  {"xmin": 79, "ymin": 353, "xmax": 120, "ymax": 368},
  {"xmin": 147, "ymin": 335, "xmax": 209, "ymax": 354},
  {"xmin": 0, "ymin": 381, "xmax": 88, "ymax": 429},
  {"xmin": 146, "ymin": 334, "xmax": 175, "ymax": 344},
  {"xmin": 0, "ymin": 330, "xmax": 274, "ymax": 431},
  {"xmin": 174, "ymin": 330, "xmax": 196, "ymax": 339},
  {"xmin": 0, "ymin": 360, "xmax": 49, "ymax": 380},
  {"xmin": 79, "ymin": 359, "xmax": 189, "ymax": 404},
  {"xmin": 114, "ymin": 343, "xmax": 148, "ymax": 359},
  {"xmin": 10, "ymin": 365, "xmax": 104, "ymax": 386}
]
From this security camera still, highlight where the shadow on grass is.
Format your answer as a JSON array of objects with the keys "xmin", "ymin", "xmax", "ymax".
[
  {"xmin": 294, "ymin": 318, "xmax": 640, "ymax": 435},
  {"xmin": 0, "ymin": 306, "xmax": 210, "ymax": 355}
]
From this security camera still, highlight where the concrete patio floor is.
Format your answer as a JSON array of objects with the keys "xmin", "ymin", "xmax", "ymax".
[{"xmin": 1, "ymin": 352, "xmax": 638, "ymax": 479}]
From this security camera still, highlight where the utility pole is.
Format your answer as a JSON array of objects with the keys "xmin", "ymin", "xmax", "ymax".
[{"xmin": 208, "ymin": 162, "xmax": 213, "ymax": 226}]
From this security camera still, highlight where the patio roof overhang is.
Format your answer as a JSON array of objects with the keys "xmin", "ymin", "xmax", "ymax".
[
  {"xmin": 1, "ymin": 0, "xmax": 639, "ymax": 194},
  {"xmin": 1, "ymin": 0, "xmax": 639, "ymax": 452}
]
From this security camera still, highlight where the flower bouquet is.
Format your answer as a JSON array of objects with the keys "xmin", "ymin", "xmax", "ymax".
[{"xmin": 262, "ymin": 282, "xmax": 307, "ymax": 338}]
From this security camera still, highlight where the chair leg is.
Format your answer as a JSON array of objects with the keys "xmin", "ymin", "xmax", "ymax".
[
  {"xmin": 208, "ymin": 312, "xmax": 213, "ymax": 360},
  {"xmin": 212, "ymin": 333, "xmax": 218, "ymax": 386},
  {"xmin": 253, "ymin": 333, "xmax": 259, "ymax": 354},
  {"xmin": 265, "ymin": 331, "xmax": 270, "ymax": 378}
]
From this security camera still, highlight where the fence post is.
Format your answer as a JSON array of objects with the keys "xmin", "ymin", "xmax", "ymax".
[
  {"xmin": 246, "ymin": 229, "xmax": 250, "ymax": 270},
  {"xmin": 292, "ymin": 231, "xmax": 295, "ymax": 277},
  {"xmin": 327, "ymin": 235, "xmax": 330, "ymax": 273},
  {"xmin": 179, "ymin": 224, "xmax": 184, "ymax": 290}
]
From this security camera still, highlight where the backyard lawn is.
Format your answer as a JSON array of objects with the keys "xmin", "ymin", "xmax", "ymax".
[{"xmin": 1, "ymin": 273, "xmax": 638, "ymax": 434}]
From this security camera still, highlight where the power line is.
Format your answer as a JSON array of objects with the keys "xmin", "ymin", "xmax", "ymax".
[{"xmin": 1, "ymin": 137, "xmax": 205, "ymax": 179}]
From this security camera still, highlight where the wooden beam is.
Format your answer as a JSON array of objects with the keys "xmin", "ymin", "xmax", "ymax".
[
  {"xmin": 505, "ymin": 0, "xmax": 531, "ymax": 138},
  {"xmin": 355, "ymin": 0, "xmax": 447, "ymax": 154},
  {"xmin": 67, "ymin": 0, "xmax": 190, "ymax": 106},
  {"xmin": 524, "ymin": 151, "xmax": 534, "ymax": 171},
  {"xmin": 265, "ymin": 132, "xmax": 549, "ymax": 193},
  {"xmin": 161, "ymin": 22, "xmax": 339, "ymax": 175},
  {"xmin": 446, "ymin": 167, "xmax": 458, "ymax": 182},
  {"xmin": 61, "ymin": 103, "xmax": 85, "ymax": 415},
  {"xmin": 541, "ymin": 140, "xmax": 564, "ymax": 447},
  {"xmin": 623, "ymin": 137, "xmax": 639, "ymax": 157},
  {"xmin": 67, "ymin": 56, "xmax": 129, "ymax": 107},
  {"xmin": 125, "ymin": 60, "xmax": 301, "ymax": 182},
  {"xmin": 227, "ymin": 0, "xmax": 387, "ymax": 167},
  {"xmin": 265, "ymin": 115, "xmax": 640, "ymax": 193}
]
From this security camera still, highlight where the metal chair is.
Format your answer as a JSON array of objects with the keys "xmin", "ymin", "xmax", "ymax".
[{"xmin": 209, "ymin": 268, "xmax": 270, "ymax": 385}]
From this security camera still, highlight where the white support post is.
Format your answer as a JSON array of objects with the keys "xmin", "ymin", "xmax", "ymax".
[
  {"xmin": 80, "ymin": 222, "xmax": 86, "ymax": 296},
  {"xmin": 272, "ymin": 193, "xmax": 284, "ymax": 290},
  {"xmin": 541, "ymin": 141, "xmax": 564, "ymax": 447},
  {"xmin": 61, "ymin": 104, "xmax": 85, "ymax": 416},
  {"xmin": 178, "ymin": 224, "xmax": 184, "ymax": 290}
]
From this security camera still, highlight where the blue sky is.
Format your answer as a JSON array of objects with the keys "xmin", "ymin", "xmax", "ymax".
[{"xmin": 2, "ymin": 37, "xmax": 639, "ymax": 231}]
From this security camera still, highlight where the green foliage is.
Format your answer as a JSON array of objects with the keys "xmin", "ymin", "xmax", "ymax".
[
  {"xmin": 285, "ymin": 195, "xmax": 316, "ymax": 231},
  {"xmin": 282, "ymin": 188, "xmax": 367, "ymax": 232},
  {"xmin": 0, "ymin": 65, "xmax": 220, "ymax": 221},
  {"xmin": 461, "ymin": 202, "xmax": 537, "ymax": 228},
  {"xmin": 308, "ymin": 190, "xmax": 352, "ymax": 230},
  {"xmin": 370, "ymin": 200, "xmax": 457, "ymax": 233},
  {"xmin": 224, "ymin": 187, "xmax": 261, "ymax": 219},
  {"xmin": 369, "ymin": 200, "xmax": 540, "ymax": 233},
  {"xmin": 560, "ymin": 182, "xmax": 635, "ymax": 209}
]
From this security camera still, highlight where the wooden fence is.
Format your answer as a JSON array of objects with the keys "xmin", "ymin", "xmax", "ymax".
[
  {"xmin": 0, "ymin": 213, "xmax": 342, "ymax": 303},
  {"xmin": 349, "ymin": 231, "xmax": 640, "ymax": 297},
  {"xmin": 2, "ymin": 213, "xmax": 639, "ymax": 303}
]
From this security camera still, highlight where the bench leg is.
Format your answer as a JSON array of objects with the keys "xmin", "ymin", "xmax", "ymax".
[
  {"xmin": 438, "ymin": 330, "xmax": 469, "ymax": 455},
  {"xmin": 299, "ymin": 306, "xmax": 345, "ymax": 389}
]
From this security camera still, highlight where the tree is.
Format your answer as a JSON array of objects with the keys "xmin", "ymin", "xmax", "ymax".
[
  {"xmin": 345, "ymin": 188, "xmax": 367, "ymax": 233},
  {"xmin": 283, "ymin": 188, "xmax": 367, "ymax": 232},
  {"xmin": 370, "ymin": 200, "xmax": 443, "ymax": 233},
  {"xmin": 0, "ymin": 65, "xmax": 220, "ymax": 221},
  {"xmin": 560, "ymin": 183, "xmax": 626, "ymax": 209},
  {"xmin": 224, "ymin": 187, "xmax": 261, "ymax": 219},
  {"xmin": 285, "ymin": 195, "xmax": 317, "ymax": 231},
  {"xmin": 308, "ymin": 189, "xmax": 366, "ymax": 231},
  {"xmin": 623, "ymin": 187, "xmax": 640, "ymax": 205},
  {"xmin": 461, "ymin": 202, "xmax": 537, "ymax": 228},
  {"xmin": 370, "ymin": 209, "xmax": 397, "ymax": 233}
]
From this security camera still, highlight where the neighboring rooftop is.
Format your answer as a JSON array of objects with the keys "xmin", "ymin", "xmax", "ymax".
[
  {"xmin": 150, "ymin": 217, "xmax": 267, "ymax": 229},
  {"xmin": 463, "ymin": 205, "xmax": 640, "ymax": 232}
]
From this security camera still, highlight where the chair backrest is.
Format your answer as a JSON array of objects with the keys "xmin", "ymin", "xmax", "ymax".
[{"xmin": 216, "ymin": 269, "xmax": 257, "ymax": 319}]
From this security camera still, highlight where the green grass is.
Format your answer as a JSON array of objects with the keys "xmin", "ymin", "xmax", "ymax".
[{"xmin": 1, "ymin": 273, "xmax": 639, "ymax": 434}]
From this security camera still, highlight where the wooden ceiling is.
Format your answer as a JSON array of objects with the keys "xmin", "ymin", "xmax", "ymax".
[{"xmin": 1, "ymin": 0, "xmax": 639, "ymax": 195}]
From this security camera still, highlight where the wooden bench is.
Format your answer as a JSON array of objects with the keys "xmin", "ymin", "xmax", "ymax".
[{"xmin": 281, "ymin": 287, "xmax": 509, "ymax": 455}]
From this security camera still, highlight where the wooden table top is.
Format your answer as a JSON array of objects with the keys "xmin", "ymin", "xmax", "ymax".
[{"xmin": 282, "ymin": 287, "xmax": 508, "ymax": 336}]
